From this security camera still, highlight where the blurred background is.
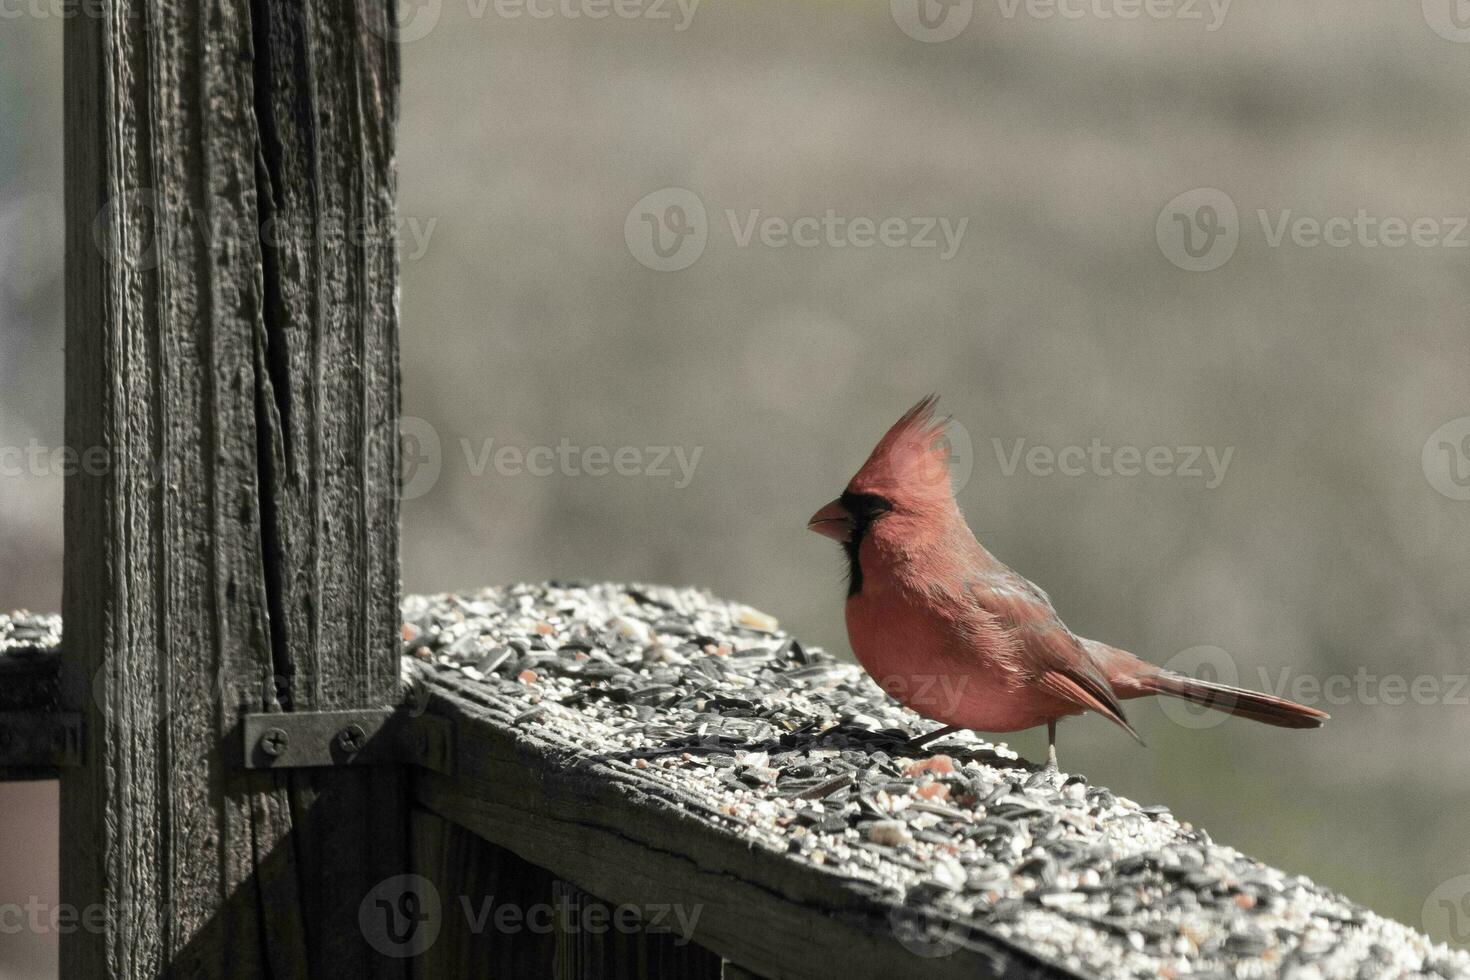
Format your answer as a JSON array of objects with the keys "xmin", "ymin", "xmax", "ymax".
[{"xmin": 3, "ymin": 1, "xmax": 1470, "ymax": 974}]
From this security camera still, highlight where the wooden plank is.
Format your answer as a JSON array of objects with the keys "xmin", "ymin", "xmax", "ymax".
[
  {"xmin": 552, "ymin": 880, "xmax": 723, "ymax": 980},
  {"xmin": 415, "ymin": 676, "xmax": 1065, "ymax": 980},
  {"xmin": 60, "ymin": 1, "xmax": 402, "ymax": 976},
  {"xmin": 409, "ymin": 803, "xmax": 724, "ymax": 979},
  {"xmin": 410, "ymin": 805, "xmax": 559, "ymax": 978}
]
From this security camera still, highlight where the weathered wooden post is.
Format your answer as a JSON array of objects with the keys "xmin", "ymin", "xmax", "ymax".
[{"xmin": 61, "ymin": 1, "xmax": 403, "ymax": 975}]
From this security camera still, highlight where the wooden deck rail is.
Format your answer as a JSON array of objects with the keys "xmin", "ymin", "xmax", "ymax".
[{"xmin": 6, "ymin": 597, "xmax": 1466, "ymax": 979}]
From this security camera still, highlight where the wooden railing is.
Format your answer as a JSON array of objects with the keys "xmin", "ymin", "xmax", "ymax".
[{"xmin": 5, "ymin": 598, "xmax": 1466, "ymax": 978}]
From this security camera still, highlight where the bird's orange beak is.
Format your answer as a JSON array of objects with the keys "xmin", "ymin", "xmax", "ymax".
[{"xmin": 807, "ymin": 498, "xmax": 854, "ymax": 542}]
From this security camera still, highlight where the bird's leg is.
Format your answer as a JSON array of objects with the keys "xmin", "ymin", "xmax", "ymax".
[
  {"xmin": 908, "ymin": 724, "xmax": 961, "ymax": 750},
  {"xmin": 1045, "ymin": 719, "xmax": 1059, "ymax": 771}
]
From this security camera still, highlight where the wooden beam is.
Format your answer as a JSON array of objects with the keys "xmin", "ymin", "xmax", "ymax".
[
  {"xmin": 551, "ymin": 880, "xmax": 723, "ymax": 980},
  {"xmin": 61, "ymin": 1, "xmax": 402, "ymax": 976},
  {"xmin": 409, "ymin": 805, "xmax": 561, "ymax": 978},
  {"xmin": 415, "ymin": 674, "xmax": 1065, "ymax": 980}
]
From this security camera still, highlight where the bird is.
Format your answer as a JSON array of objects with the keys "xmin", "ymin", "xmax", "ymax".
[{"xmin": 807, "ymin": 396, "xmax": 1327, "ymax": 768}]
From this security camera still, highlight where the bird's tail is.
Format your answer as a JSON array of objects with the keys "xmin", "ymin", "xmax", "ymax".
[{"xmin": 1136, "ymin": 671, "xmax": 1329, "ymax": 729}]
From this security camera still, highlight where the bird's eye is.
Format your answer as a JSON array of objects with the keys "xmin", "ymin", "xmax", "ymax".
[{"xmin": 841, "ymin": 492, "xmax": 893, "ymax": 518}]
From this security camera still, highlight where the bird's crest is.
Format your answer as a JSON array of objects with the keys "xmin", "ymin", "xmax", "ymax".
[{"xmin": 848, "ymin": 395, "xmax": 956, "ymax": 501}]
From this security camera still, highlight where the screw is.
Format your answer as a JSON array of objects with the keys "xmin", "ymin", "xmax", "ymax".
[
  {"xmin": 336, "ymin": 723, "xmax": 366, "ymax": 754},
  {"xmin": 258, "ymin": 727, "xmax": 289, "ymax": 758}
]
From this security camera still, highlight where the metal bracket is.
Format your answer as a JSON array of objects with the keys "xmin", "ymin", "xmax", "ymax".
[
  {"xmin": 241, "ymin": 708, "xmax": 454, "ymax": 776},
  {"xmin": 0, "ymin": 712, "xmax": 84, "ymax": 768}
]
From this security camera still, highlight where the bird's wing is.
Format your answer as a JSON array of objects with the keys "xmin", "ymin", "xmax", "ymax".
[{"xmin": 965, "ymin": 567, "xmax": 1141, "ymax": 742}]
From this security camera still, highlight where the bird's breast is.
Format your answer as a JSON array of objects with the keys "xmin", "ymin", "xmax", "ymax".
[{"xmin": 843, "ymin": 566, "xmax": 1072, "ymax": 732}]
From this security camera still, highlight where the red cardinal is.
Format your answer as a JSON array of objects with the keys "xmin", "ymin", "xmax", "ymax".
[{"xmin": 808, "ymin": 396, "xmax": 1326, "ymax": 767}]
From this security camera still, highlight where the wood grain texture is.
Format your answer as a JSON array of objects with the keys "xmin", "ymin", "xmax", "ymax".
[
  {"xmin": 410, "ymin": 805, "xmax": 560, "ymax": 979},
  {"xmin": 551, "ymin": 880, "xmax": 723, "ymax": 980},
  {"xmin": 415, "ymin": 673, "xmax": 1078, "ymax": 980},
  {"xmin": 409, "ymin": 804, "xmax": 725, "ymax": 979},
  {"xmin": 60, "ymin": 1, "xmax": 402, "ymax": 976}
]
